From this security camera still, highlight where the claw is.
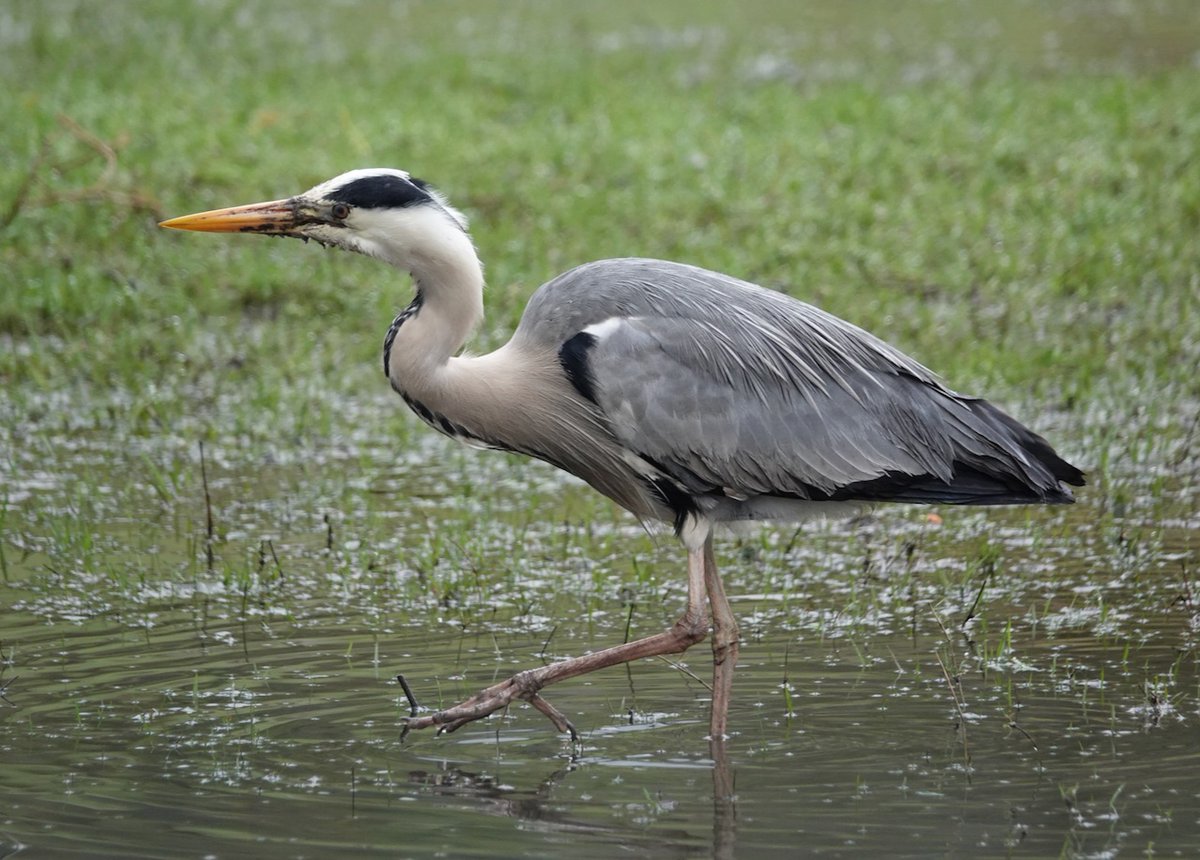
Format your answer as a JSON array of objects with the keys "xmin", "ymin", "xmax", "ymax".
[{"xmin": 526, "ymin": 693, "xmax": 580, "ymax": 742}]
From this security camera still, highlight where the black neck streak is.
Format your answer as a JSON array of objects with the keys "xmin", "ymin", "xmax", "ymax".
[
  {"xmin": 382, "ymin": 293, "xmax": 424, "ymax": 379},
  {"xmin": 559, "ymin": 331, "xmax": 599, "ymax": 403},
  {"xmin": 398, "ymin": 390, "xmax": 522, "ymax": 457}
]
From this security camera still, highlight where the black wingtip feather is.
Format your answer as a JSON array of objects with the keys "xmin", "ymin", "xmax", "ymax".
[
  {"xmin": 815, "ymin": 397, "xmax": 1085, "ymax": 507},
  {"xmin": 965, "ymin": 399, "xmax": 1086, "ymax": 490},
  {"xmin": 813, "ymin": 468, "xmax": 1066, "ymax": 507}
]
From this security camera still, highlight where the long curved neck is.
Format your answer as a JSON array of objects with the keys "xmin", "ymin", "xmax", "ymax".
[
  {"xmin": 383, "ymin": 225, "xmax": 485, "ymax": 396},
  {"xmin": 375, "ymin": 222, "xmax": 654, "ymax": 519}
]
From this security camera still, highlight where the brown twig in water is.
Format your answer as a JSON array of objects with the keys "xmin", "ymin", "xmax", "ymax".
[
  {"xmin": 265, "ymin": 538, "xmax": 284, "ymax": 582},
  {"xmin": 199, "ymin": 441, "xmax": 214, "ymax": 571},
  {"xmin": 1177, "ymin": 561, "xmax": 1195, "ymax": 614},
  {"xmin": 1006, "ymin": 715, "xmax": 1039, "ymax": 751},
  {"xmin": 904, "ymin": 539, "xmax": 919, "ymax": 643},
  {"xmin": 538, "ymin": 625, "xmax": 558, "ymax": 661},
  {"xmin": 396, "ymin": 674, "xmax": 420, "ymax": 717},
  {"xmin": 931, "ymin": 609, "xmax": 972, "ymax": 770},
  {"xmin": 0, "ymin": 674, "xmax": 17, "ymax": 707},
  {"xmin": 655, "ymin": 655, "xmax": 712, "ymax": 691},
  {"xmin": 961, "ymin": 557, "xmax": 994, "ymax": 627},
  {"xmin": 934, "ymin": 650, "xmax": 971, "ymax": 769}
]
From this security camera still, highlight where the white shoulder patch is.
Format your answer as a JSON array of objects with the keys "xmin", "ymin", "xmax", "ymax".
[{"xmin": 582, "ymin": 317, "xmax": 626, "ymax": 341}]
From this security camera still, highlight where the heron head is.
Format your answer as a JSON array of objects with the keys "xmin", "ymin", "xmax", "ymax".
[{"xmin": 160, "ymin": 168, "xmax": 470, "ymax": 269}]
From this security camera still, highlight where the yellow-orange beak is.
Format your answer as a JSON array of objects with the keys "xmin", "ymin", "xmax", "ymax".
[{"xmin": 159, "ymin": 198, "xmax": 299, "ymax": 234}]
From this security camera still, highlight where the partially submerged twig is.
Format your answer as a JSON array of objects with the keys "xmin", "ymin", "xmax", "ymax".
[
  {"xmin": 199, "ymin": 441, "xmax": 214, "ymax": 571},
  {"xmin": 961, "ymin": 557, "xmax": 995, "ymax": 627},
  {"xmin": 0, "ymin": 674, "xmax": 17, "ymax": 707},
  {"xmin": 256, "ymin": 539, "xmax": 285, "ymax": 595},
  {"xmin": 654, "ymin": 654, "xmax": 712, "ymax": 691},
  {"xmin": 931, "ymin": 608, "xmax": 972, "ymax": 770},
  {"xmin": 538, "ymin": 625, "xmax": 558, "ymax": 661},
  {"xmin": 933, "ymin": 649, "xmax": 971, "ymax": 770},
  {"xmin": 396, "ymin": 673, "xmax": 420, "ymax": 717}
]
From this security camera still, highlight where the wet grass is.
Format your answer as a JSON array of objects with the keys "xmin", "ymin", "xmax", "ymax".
[
  {"xmin": 3, "ymin": 2, "xmax": 1200, "ymax": 402},
  {"xmin": 3, "ymin": 0, "xmax": 1200, "ymax": 857}
]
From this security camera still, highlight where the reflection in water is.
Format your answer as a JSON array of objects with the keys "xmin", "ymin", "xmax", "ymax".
[
  {"xmin": 405, "ymin": 761, "xmax": 599, "ymax": 831},
  {"xmin": 401, "ymin": 743, "xmax": 741, "ymax": 858},
  {"xmin": 710, "ymin": 739, "xmax": 738, "ymax": 860}
]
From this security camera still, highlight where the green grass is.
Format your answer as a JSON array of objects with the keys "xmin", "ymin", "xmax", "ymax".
[{"xmin": 3, "ymin": 0, "xmax": 1199, "ymax": 423}]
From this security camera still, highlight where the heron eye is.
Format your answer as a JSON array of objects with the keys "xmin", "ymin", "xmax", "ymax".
[{"xmin": 331, "ymin": 202, "xmax": 351, "ymax": 221}]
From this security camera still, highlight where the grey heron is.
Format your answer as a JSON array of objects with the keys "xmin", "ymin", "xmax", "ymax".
[{"xmin": 161, "ymin": 168, "xmax": 1084, "ymax": 740}]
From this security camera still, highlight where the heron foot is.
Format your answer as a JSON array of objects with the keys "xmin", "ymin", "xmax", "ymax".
[
  {"xmin": 400, "ymin": 670, "xmax": 579, "ymax": 741},
  {"xmin": 400, "ymin": 601, "xmax": 709, "ymax": 742}
]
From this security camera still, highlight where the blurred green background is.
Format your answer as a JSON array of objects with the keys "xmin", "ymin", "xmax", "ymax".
[{"xmin": 4, "ymin": 0, "xmax": 1198, "ymax": 416}]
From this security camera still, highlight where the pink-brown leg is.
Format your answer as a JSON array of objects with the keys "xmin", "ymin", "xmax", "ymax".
[
  {"xmin": 403, "ymin": 543, "xmax": 711, "ymax": 737},
  {"xmin": 703, "ymin": 535, "xmax": 739, "ymax": 740}
]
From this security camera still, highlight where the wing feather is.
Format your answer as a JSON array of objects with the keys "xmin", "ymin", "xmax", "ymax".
[{"xmin": 517, "ymin": 258, "xmax": 1082, "ymax": 508}]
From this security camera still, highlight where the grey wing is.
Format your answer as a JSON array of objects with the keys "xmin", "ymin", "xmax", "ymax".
[{"xmin": 573, "ymin": 304, "xmax": 1080, "ymax": 510}]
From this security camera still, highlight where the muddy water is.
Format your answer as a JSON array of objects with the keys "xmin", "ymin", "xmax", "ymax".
[{"xmin": 2, "ymin": 393, "xmax": 1199, "ymax": 858}]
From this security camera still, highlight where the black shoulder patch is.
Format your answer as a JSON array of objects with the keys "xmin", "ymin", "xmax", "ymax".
[
  {"xmin": 330, "ymin": 174, "xmax": 433, "ymax": 209},
  {"xmin": 559, "ymin": 331, "xmax": 599, "ymax": 403}
]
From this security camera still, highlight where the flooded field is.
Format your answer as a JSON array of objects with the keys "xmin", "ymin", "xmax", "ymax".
[
  {"xmin": 2, "ymin": 378, "xmax": 1198, "ymax": 857},
  {"xmin": 5, "ymin": 0, "xmax": 1200, "ymax": 856}
]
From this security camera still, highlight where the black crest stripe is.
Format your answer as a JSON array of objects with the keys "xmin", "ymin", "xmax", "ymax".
[{"xmin": 331, "ymin": 174, "xmax": 433, "ymax": 209}]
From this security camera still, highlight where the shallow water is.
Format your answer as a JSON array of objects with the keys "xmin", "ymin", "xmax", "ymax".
[
  {"xmin": 2, "ymin": 385, "xmax": 1199, "ymax": 857},
  {"xmin": 3, "ymin": 580, "xmax": 1199, "ymax": 858}
]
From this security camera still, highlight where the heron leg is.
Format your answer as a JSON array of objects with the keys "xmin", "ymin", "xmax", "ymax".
[
  {"xmin": 402, "ymin": 543, "xmax": 711, "ymax": 737},
  {"xmin": 703, "ymin": 535, "xmax": 739, "ymax": 740}
]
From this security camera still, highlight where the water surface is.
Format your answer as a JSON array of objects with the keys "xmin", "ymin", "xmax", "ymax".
[{"xmin": 2, "ymin": 399, "xmax": 1198, "ymax": 856}]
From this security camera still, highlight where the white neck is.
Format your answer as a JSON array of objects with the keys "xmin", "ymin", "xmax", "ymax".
[{"xmin": 382, "ymin": 216, "xmax": 485, "ymax": 396}]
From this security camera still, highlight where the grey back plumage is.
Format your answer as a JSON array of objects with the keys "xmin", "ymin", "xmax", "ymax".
[{"xmin": 512, "ymin": 258, "xmax": 1082, "ymax": 525}]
